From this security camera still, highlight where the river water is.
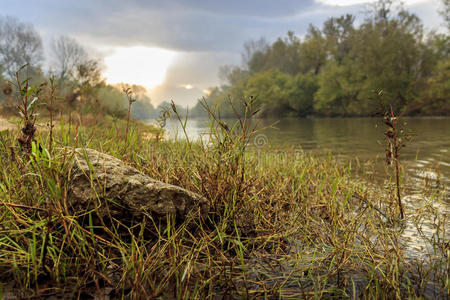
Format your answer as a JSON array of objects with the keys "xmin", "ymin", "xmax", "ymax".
[
  {"xmin": 155, "ymin": 117, "xmax": 449, "ymax": 192},
  {"xmin": 154, "ymin": 116, "xmax": 450, "ymax": 240}
]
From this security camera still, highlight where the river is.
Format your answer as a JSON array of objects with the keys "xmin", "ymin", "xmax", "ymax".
[
  {"xmin": 152, "ymin": 117, "xmax": 449, "ymax": 194},
  {"xmin": 149, "ymin": 116, "xmax": 450, "ymax": 253}
]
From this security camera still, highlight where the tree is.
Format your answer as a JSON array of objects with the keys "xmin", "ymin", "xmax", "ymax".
[
  {"xmin": 51, "ymin": 36, "xmax": 87, "ymax": 83},
  {"xmin": 314, "ymin": 59, "xmax": 361, "ymax": 116},
  {"xmin": 73, "ymin": 59, "xmax": 103, "ymax": 90},
  {"xmin": 0, "ymin": 16, "xmax": 43, "ymax": 78},
  {"xmin": 314, "ymin": 2, "xmax": 435, "ymax": 115},
  {"xmin": 269, "ymin": 32, "xmax": 302, "ymax": 75},
  {"xmin": 247, "ymin": 32, "xmax": 302, "ymax": 75},
  {"xmin": 241, "ymin": 38, "xmax": 269, "ymax": 67},
  {"xmin": 72, "ymin": 59, "xmax": 104, "ymax": 112},
  {"xmin": 428, "ymin": 59, "xmax": 450, "ymax": 102},
  {"xmin": 245, "ymin": 69, "xmax": 291, "ymax": 116},
  {"xmin": 299, "ymin": 25, "xmax": 327, "ymax": 74},
  {"xmin": 322, "ymin": 14, "xmax": 355, "ymax": 63},
  {"xmin": 440, "ymin": 0, "xmax": 450, "ymax": 30},
  {"xmin": 418, "ymin": 57, "xmax": 450, "ymax": 115},
  {"xmin": 353, "ymin": 7, "xmax": 432, "ymax": 112},
  {"xmin": 287, "ymin": 72, "xmax": 318, "ymax": 115},
  {"xmin": 244, "ymin": 69, "xmax": 317, "ymax": 117}
]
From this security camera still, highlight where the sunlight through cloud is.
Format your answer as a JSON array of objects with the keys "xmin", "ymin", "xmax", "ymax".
[{"xmin": 103, "ymin": 46, "xmax": 177, "ymax": 88}]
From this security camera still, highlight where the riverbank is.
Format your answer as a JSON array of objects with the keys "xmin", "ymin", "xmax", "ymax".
[
  {"xmin": 0, "ymin": 116, "xmax": 15, "ymax": 131},
  {"xmin": 0, "ymin": 116, "xmax": 448, "ymax": 299}
]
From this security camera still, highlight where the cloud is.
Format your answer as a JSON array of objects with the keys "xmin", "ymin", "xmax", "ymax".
[
  {"xmin": 316, "ymin": 0, "xmax": 428, "ymax": 6},
  {"xmin": 148, "ymin": 50, "xmax": 239, "ymax": 107},
  {"xmin": 0, "ymin": 0, "xmax": 368, "ymax": 53},
  {"xmin": 148, "ymin": 85, "xmax": 204, "ymax": 108},
  {"xmin": 4, "ymin": 0, "xmax": 442, "ymax": 54}
]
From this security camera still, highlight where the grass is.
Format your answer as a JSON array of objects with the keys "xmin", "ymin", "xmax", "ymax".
[{"xmin": 0, "ymin": 101, "xmax": 448, "ymax": 299}]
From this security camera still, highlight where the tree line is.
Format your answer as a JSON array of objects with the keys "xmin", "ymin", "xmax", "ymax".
[
  {"xmin": 191, "ymin": 0, "xmax": 449, "ymax": 118},
  {"xmin": 0, "ymin": 16, "xmax": 157, "ymax": 121}
]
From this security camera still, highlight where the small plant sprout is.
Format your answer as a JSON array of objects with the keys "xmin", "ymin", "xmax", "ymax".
[{"xmin": 123, "ymin": 86, "xmax": 137, "ymax": 142}]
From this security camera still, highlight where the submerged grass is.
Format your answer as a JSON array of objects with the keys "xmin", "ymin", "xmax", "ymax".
[{"xmin": 0, "ymin": 103, "xmax": 448, "ymax": 299}]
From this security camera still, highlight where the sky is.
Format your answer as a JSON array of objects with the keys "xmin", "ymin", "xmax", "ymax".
[{"xmin": 0, "ymin": 0, "xmax": 446, "ymax": 107}]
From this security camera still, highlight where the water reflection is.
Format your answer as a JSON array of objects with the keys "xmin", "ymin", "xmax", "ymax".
[{"xmin": 153, "ymin": 117, "xmax": 449, "ymax": 194}]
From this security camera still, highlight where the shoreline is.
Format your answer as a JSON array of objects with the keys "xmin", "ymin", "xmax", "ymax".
[{"xmin": 0, "ymin": 116, "xmax": 15, "ymax": 131}]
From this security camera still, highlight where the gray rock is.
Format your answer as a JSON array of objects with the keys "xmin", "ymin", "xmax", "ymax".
[{"xmin": 68, "ymin": 148, "xmax": 209, "ymax": 223}]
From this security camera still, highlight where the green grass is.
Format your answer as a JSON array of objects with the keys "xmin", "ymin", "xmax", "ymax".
[{"xmin": 0, "ymin": 110, "xmax": 448, "ymax": 299}]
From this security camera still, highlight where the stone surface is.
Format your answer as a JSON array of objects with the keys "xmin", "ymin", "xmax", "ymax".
[{"xmin": 68, "ymin": 148, "xmax": 209, "ymax": 222}]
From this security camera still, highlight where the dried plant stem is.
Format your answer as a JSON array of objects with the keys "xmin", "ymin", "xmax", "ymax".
[
  {"xmin": 126, "ymin": 101, "xmax": 131, "ymax": 139},
  {"xmin": 123, "ymin": 87, "xmax": 136, "ymax": 143},
  {"xmin": 390, "ymin": 106, "xmax": 404, "ymax": 219},
  {"xmin": 48, "ymin": 77, "xmax": 56, "ymax": 152},
  {"xmin": 378, "ymin": 91, "xmax": 408, "ymax": 220}
]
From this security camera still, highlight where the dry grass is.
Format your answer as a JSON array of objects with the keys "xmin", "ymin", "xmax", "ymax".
[{"xmin": 0, "ymin": 100, "xmax": 447, "ymax": 299}]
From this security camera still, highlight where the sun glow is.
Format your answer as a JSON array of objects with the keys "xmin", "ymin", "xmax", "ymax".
[
  {"xmin": 103, "ymin": 46, "xmax": 177, "ymax": 88},
  {"xmin": 184, "ymin": 84, "xmax": 193, "ymax": 89}
]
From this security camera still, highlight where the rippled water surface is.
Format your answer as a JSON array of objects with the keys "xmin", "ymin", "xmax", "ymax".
[{"xmin": 156, "ymin": 117, "xmax": 449, "ymax": 191}]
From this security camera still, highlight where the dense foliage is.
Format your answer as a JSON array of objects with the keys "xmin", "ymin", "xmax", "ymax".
[{"xmin": 192, "ymin": 1, "xmax": 450, "ymax": 118}]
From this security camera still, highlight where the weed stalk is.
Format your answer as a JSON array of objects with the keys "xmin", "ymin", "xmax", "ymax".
[
  {"xmin": 47, "ymin": 77, "xmax": 56, "ymax": 152},
  {"xmin": 14, "ymin": 65, "xmax": 42, "ymax": 156},
  {"xmin": 123, "ymin": 87, "xmax": 136, "ymax": 143},
  {"xmin": 377, "ymin": 91, "xmax": 410, "ymax": 219}
]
